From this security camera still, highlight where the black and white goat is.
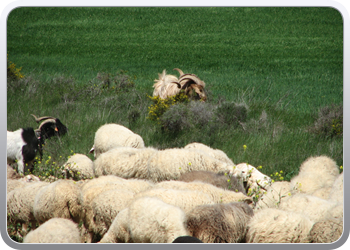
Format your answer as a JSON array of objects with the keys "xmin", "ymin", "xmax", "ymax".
[
  {"xmin": 31, "ymin": 114, "xmax": 68, "ymax": 160},
  {"xmin": 7, "ymin": 128, "xmax": 39, "ymax": 174}
]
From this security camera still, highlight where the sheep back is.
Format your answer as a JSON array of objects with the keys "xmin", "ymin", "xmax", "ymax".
[
  {"xmin": 147, "ymin": 148, "xmax": 231, "ymax": 182},
  {"xmin": 63, "ymin": 153, "xmax": 94, "ymax": 180},
  {"xmin": 23, "ymin": 218, "xmax": 82, "ymax": 243},
  {"xmin": 93, "ymin": 147, "xmax": 157, "ymax": 179},
  {"xmin": 93, "ymin": 123, "xmax": 144, "ymax": 158},
  {"xmin": 255, "ymin": 181, "xmax": 292, "ymax": 210},
  {"xmin": 7, "ymin": 181, "xmax": 49, "ymax": 225},
  {"xmin": 186, "ymin": 202, "xmax": 254, "ymax": 243},
  {"xmin": 91, "ymin": 189, "xmax": 135, "ymax": 237},
  {"xmin": 134, "ymin": 188, "xmax": 215, "ymax": 213},
  {"xmin": 128, "ymin": 196, "xmax": 189, "ymax": 243},
  {"xmin": 278, "ymin": 193, "xmax": 338, "ymax": 222},
  {"xmin": 184, "ymin": 142, "xmax": 235, "ymax": 165},
  {"xmin": 33, "ymin": 179, "xmax": 82, "ymax": 224},
  {"xmin": 246, "ymin": 208, "xmax": 314, "ymax": 243},
  {"xmin": 155, "ymin": 180, "xmax": 252, "ymax": 205},
  {"xmin": 178, "ymin": 170, "xmax": 246, "ymax": 194},
  {"xmin": 290, "ymin": 155, "xmax": 339, "ymax": 194},
  {"xmin": 99, "ymin": 208, "xmax": 131, "ymax": 243}
]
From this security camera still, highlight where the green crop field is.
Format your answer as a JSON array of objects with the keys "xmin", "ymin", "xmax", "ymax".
[{"xmin": 7, "ymin": 7, "xmax": 343, "ymax": 184}]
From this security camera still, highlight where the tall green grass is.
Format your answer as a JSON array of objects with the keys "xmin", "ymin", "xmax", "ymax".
[{"xmin": 7, "ymin": 7, "xmax": 343, "ymax": 181}]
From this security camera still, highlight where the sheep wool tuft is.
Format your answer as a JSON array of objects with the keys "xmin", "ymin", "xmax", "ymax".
[{"xmin": 309, "ymin": 218, "xmax": 343, "ymax": 243}]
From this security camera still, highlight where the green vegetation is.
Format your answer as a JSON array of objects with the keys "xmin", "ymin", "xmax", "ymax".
[{"xmin": 7, "ymin": 7, "xmax": 343, "ymax": 183}]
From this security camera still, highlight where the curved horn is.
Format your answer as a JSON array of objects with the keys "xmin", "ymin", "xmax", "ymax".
[
  {"xmin": 173, "ymin": 68, "xmax": 184, "ymax": 77},
  {"xmin": 31, "ymin": 114, "xmax": 56, "ymax": 123},
  {"xmin": 38, "ymin": 119, "xmax": 57, "ymax": 131},
  {"xmin": 178, "ymin": 74, "xmax": 205, "ymax": 88},
  {"xmin": 171, "ymin": 81, "xmax": 182, "ymax": 89}
]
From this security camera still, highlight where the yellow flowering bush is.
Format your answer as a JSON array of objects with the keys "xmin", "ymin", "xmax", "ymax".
[
  {"xmin": 147, "ymin": 92, "xmax": 189, "ymax": 122},
  {"xmin": 7, "ymin": 54, "xmax": 24, "ymax": 80}
]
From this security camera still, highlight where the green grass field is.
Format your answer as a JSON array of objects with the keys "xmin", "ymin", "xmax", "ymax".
[{"xmin": 7, "ymin": 7, "xmax": 343, "ymax": 182}]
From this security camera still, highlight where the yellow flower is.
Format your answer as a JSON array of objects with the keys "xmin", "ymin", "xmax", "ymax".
[{"xmin": 243, "ymin": 145, "xmax": 247, "ymax": 151}]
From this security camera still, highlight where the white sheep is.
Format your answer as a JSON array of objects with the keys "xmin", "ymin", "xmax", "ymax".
[
  {"xmin": 33, "ymin": 179, "xmax": 82, "ymax": 225},
  {"xmin": 79, "ymin": 176, "xmax": 153, "ymax": 242},
  {"xmin": 93, "ymin": 147, "xmax": 158, "ymax": 179},
  {"xmin": 23, "ymin": 218, "xmax": 82, "ymax": 243},
  {"xmin": 102, "ymin": 196, "xmax": 189, "ymax": 243},
  {"xmin": 7, "ymin": 181, "xmax": 49, "ymax": 236},
  {"xmin": 154, "ymin": 180, "xmax": 253, "ymax": 205},
  {"xmin": 147, "ymin": 148, "xmax": 237, "ymax": 182},
  {"xmin": 89, "ymin": 123, "xmax": 145, "ymax": 159},
  {"xmin": 186, "ymin": 202, "xmax": 254, "ymax": 243},
  {"xmin": 91, "ymin": 189, "xmax": 135, "ymax": 238},
  {"xmin": 184, "ymin": 142, "xmax": 235, "ymax": 165},
  {"xmin": 99, "ymin": 208, "xmax": 131, "ymax": 243},
  {"xmin": 234, "ymin": 163, "xmax": 272, "ymax": 192},
  {"xmin": 246, "ymin": 208, "xmax": 314, "ymax": 243},
  {"xmin": 290, "ymin": 155, "xmax": 340, "ymax": 195},
  {"xmin": 134, "ymin": 188, "xmax": 215, "ymax": 213},
  {"xmin": 62, "ymin": 153, "xmax": 94, "ymax": 180},
  {"xmin": 255, "ymin": 181, "xmax": 292, "ymax": 210},
  {"xmin": 7, "ymin": 127, "xmax": 39, "ymax": 174},
  {"xmin": 278, "ymin": 193, "xmax": 339, "ymax": 222}
]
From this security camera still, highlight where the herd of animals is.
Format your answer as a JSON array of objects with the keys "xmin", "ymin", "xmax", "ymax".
[{"xmin": 6, "ymin": 69, "xmax": 343, "ymax": 244}]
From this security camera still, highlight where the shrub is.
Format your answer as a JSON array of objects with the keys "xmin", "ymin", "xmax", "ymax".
[
  {"xmin": 7, "ymin": 54, "xmax": 24, "ymax": 80},
  {"xmin": 96, "ymin": 70, "xmax": 136, "ymax": 93},
  {"xmin": 311, "ymin": 104, "xmax": 343, "ymax": 137},
  {"xmin": 215, "ymin": 102, "xmax": 248, "ymax": 128},
  {"xmin": 147, "ymin": 92, "xmax": 189, "ymax": 122}
]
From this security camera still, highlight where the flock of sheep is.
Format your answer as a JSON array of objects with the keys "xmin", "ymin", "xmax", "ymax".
[
  {"xmin": 7, "ymin": 122, "xmax": 344, "ymax": 244},
  {"xmin": 7, "ymin": 69, "xmax": 343, "ymax": 244}
]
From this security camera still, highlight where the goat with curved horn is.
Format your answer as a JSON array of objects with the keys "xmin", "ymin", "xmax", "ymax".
[{"xmin": 152, "ymin": 68, "xmax": 207, "ymax": 101}]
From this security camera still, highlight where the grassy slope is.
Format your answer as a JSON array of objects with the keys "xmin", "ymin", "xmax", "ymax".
[{"xmin": 7, "ymin": 7, "xmax": 343, "ymax": 180}]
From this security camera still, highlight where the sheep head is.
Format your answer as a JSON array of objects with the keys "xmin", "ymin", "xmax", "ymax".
[{"xmin": 173, "ymin": 68, "xmax": 207, "ymax": 101}]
